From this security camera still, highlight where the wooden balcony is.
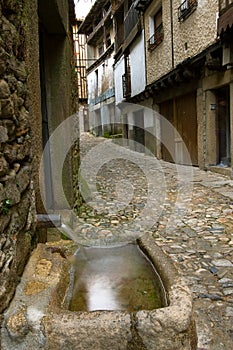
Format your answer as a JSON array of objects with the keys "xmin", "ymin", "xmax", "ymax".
[
  {"xmin": 124, "ymin": 3, "xmax": 141, "ymax": 40},
  {"xmin": 148, "ymin": 23, "xmax": 164, "ymax": 52},
  {"xmin": 87, "ymin": 7, "xmax": 112, "ymax": 45}
]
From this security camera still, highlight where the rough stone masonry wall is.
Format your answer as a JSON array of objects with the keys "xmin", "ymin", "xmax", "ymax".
[
  {"xmin": 0, "ymin": 0, "xmax": 37, "ymax": 313},
  {"xmin": 145, "ymin": 0, "xmax": 219, "ymax": 85},
  {"xmin": 172, "ymin": 0, "xmax": 219, "ymax": 66}
]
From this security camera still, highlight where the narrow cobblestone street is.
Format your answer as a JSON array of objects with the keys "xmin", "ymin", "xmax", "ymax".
[{"xmin": 75, "ymin": 132, "xmax": 233, "ymax": 350}]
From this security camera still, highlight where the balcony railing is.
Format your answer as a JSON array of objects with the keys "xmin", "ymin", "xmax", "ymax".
[
  {"xmin": 219, "ymin": 0, "xmax": 233, "ymax": 13},
  {"xmin": 124, "ymin": 3, "xmax": 141, "ymax": 40},
  {"xmin": 178, "ymin": 0, "xmax": 198, "ymax": 22},
  {"xmin": 114, "ymin": 27, "xmax": 124, "ymax": 52},
  {"xmin": 86, "ymin": 7, "xmax": 112, "ymax": 44},
  {"xmin": 122, "ymin": 72, "xmax": 131, "ymax": 98},
  {"xmin": 148, "ymin": 23, "xmax": 164, "ymax": 51}
]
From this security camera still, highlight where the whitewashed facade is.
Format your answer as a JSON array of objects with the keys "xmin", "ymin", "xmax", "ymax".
[{"xmin": 78, "ymin": 0, "xmax": 121, "ymax": 136}]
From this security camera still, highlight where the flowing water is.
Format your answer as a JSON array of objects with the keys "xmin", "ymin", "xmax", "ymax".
[
  {"xmin": 60, "ymin": 223, "xmax": 79, "ymax": 242},
  {"xmin": 68, "ymin": 244, "xmax": 167, "ymax": 312}
]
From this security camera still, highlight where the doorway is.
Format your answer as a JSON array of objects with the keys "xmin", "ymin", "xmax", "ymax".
[
  {"xmin": 160, "ymin": 92, "xmax": 198, "ymax": 165},
  {"xmin": 39, "ymin": 27, "xmax": 54, "ymax": 210},
  {"xmin": 133, "ymin": 109, "xmax": 145, "ymax": 153},
  {"xmin": 216, "ymin": 86, "xmax": 230, "ymax": 166}
]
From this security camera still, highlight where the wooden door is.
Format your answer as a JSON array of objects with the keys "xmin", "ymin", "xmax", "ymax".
[
  {"xmin": 176, "ymin": 92, "xmax": 198, "ymax": 165},
  {"xmin": 160, "ymin": 99, "xmax": 175, "ymax": 162},
  {"xmin": 216, "ymin": 86, "xmax": 230, "ymax": 165},
  {"xmin": 133, "ymin": 109, "xmax": 145, "ymax": 153}
]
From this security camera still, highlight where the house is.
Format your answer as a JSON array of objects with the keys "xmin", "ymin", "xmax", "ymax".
[
  {"xmin": 78, "ymin": 0, "xmax": 121, "ymax": 137},
  {"xmin": 73, "ymin": 0, "xmax": 94, "ymax": 132},
  {"xmin": 119, "ymin": 0, "xmax": 233, "ymax": 175},
  {"xmin": 112, "ymin": 0, "xmax": 148, "ymax": 152},
  {"xmin": 79, "ymin": 0, "xmax": 233, "ymax": 175}
]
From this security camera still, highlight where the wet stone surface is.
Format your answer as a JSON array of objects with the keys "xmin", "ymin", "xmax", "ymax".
[
  {"xmin": 68, "ymin": 244, "xmax": 166, "ymax": 312},
  {"xmin": 68, "ymin": 132, "xmax": 233, "ymax": 350}
]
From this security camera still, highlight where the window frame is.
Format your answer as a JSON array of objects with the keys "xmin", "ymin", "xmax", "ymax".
[
  {"xmin": 148, "ymin": 6, "xmax": 164, "ymax": 52},
  {"xmin": 178, "ymin": 0, "xmax": 198, "ymax": 22},
  {"xmin": 98, "ymin": 42, "xmax": 104, "ymax": 57}
]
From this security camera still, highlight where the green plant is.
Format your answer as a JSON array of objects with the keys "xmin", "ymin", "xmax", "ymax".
[
  {"xmin": 0, "ymin": 198, "xmax": 12, "ymax": 215},
  {"xmin": 103, "ymin": 131, "xmax": 113, "ymax": 139},
  {"xmin": 61, "ymin": 232, "xmax": 69, "ymax": 240}
]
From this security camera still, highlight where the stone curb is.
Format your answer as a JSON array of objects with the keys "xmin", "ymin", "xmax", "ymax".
[
  {"xmin": 1, "ymin": 237, "xmax": 197, "ymax": 349},
  {"xmin": 137, "ymin": 233, "xmax": 197, "ymax": 349}
]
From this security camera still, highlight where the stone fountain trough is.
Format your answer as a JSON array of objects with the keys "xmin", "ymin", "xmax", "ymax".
[{"xmin": 1, "ymin": 233, "xmax": 197, "ymax": 350}]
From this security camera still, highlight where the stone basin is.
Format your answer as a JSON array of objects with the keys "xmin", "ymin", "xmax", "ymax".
[
  {"xmin": 1, "ymin": 233, "xmax": 197, "ymax": 350},
  {"xmin": 68, "ymin": 244, "xmax": 167, "ymax": 312}
]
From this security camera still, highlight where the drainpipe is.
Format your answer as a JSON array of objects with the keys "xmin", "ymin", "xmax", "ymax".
[
  {"xmin": 170, "ymin": 0, "xmax": 174, "ymax": 68},
  {"xmin": 36, "ymin": 214, "xmax": 61, "ymax": 243},
  {"xmin": 36, "ymin": 214, "xmax": 61, "ymax": 228}
]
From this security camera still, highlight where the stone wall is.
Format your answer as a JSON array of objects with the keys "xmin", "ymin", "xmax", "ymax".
[
  {"xmin": 0, "ymin": 0, "xmax": 79, "ymax": 316},
  {"xmin": 144, "ymin": 0, "xmax": 173, "ymax": 85},
  {"xmin": 172, "ymin": 0, "xmax": 218, "ymax": 66},
  {"xmin": 0, "ymin": 0, "xmax": 37, "ymax": 313},
  {"xmin": 38, "ymin": 0, "xmax": 79, "ymax": 212}
]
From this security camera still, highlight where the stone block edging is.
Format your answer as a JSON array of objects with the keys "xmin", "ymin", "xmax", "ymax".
[{"xmin": 1, "ymin": 236, "xmax": 197, "ymax": 349}]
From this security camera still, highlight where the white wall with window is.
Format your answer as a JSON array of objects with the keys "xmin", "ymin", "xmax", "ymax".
[{"xmin": 87, "ymin": 55, "xmax": 114, "ymax": 104}]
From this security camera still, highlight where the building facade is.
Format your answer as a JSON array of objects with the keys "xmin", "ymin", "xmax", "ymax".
[
  {"xmin": 126, "ymin": 0, "xmax": 233, "ymax": 174},
  {"xmin": 78, "ymin": 0, "xmax": 121, "ymax": 137},
  {"xmin": 74, "ymin": 0, "xmax": 95, "ymax": 132},
  {"xmin": 112, "ymin": 0, "xmax": 149, "ymax": 152},
  {"xmin": 80, "ymin": 0, "xmax": 233, "ymax": 174}
]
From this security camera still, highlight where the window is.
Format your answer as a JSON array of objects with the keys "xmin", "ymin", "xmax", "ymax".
[
  {"xmin": 122, "ymin": 55, "xmax": 131, "ymax": 98},
  {"xmin": 95, "ymin": 70, "xmax": 98, "ymax": 96},
  {"xmin": 178, "ymin": 0, "xmax": 198, "ymax": 22},
  {"xmin": 98, "ymin": 42, "xmax": 104, "ymax": 56},
  {"xmin": 106, "ymin": 32, "xmax": 111, "ymax": 48},
  {"xmin": 148, "ymin": 7, "xmax": 164, "ymax": 52}
]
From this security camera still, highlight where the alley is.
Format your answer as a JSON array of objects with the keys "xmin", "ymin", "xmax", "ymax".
[{"xmin": 76, "ymin": 132, "xmax": 233, "ymax": 350}]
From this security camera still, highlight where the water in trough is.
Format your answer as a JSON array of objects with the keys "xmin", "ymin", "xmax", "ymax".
[{"xmin": 68, "ymin": 243, "xmax": 167, "ymax": 312}]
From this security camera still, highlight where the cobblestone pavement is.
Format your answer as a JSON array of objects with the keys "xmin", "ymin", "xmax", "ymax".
[{"xmin": 73, "ymin": 132, "xmax": 233, "ymax": 349}]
